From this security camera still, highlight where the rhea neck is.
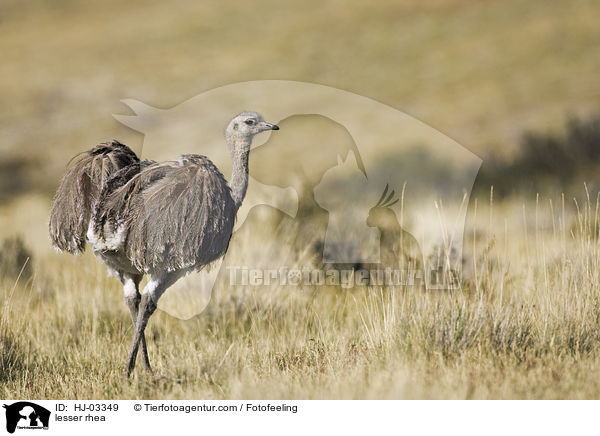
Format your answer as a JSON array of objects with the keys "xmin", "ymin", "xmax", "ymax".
[{"xmin": 225, "ymin": 131, "xmax": 252, "ymax": 210}]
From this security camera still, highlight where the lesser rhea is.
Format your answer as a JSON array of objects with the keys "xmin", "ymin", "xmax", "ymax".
[{"xmin": 49, "ymin": 112, "xmax": 279, "ymax": 376}]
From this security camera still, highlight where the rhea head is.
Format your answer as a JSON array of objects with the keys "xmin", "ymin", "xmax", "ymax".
[{"xmin": 226, "ymin": 112, "xmax": 279, "ymax": 147}]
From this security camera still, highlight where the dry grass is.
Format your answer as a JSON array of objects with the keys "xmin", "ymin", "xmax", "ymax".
[{"xmin": 2, "ymin": 190, "xmax": 600, "ymax": 399}]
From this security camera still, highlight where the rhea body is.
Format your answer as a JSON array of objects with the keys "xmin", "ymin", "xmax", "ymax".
[{"xmin": 49, "ymin": 112, "xmax": 279, "ymax": 376}]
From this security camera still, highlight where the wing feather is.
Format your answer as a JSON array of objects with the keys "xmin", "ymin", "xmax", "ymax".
[
  {"xmin": 48, "ymin": 141, "xmax": 139, "ymax": 253},
  {"xmin": 97, "ymin": 154, "xmax": 236, "ymax": 273}
]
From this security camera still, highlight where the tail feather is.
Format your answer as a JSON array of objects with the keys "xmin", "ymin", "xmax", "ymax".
[{"xmin": 48, "ymin": 140, "xmax": 139, "ymax": 253}]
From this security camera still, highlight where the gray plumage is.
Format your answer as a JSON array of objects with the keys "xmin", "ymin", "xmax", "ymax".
[
  {"xmin": 93, "ymin": 155, "xmax": 236, "ymax": 274},
  {"xmin": 48, "ymin": 112, "xmax": 279, "ymax": 376},
  {"xmin": 49, "ymin": 141, "xmax": 139, "ymax": 253}
]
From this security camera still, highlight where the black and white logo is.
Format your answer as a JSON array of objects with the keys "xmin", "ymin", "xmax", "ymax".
[{"xmin": 2, "ymin": 402, "xmax": 50, "ymax": 433}]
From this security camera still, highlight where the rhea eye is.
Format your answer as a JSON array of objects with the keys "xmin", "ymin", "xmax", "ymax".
[{"xmin": 245, "ymin": 119, "xmax": 256, "ymax": 125}]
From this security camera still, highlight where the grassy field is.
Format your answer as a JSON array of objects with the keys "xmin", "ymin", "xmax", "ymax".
[
  {"xmin": 1, "ymin": 0, "xmax": 600, "ymax": 399},
  {"xmin": 2, "ymin": 190, "xmax": 600, "ymax": 399}
]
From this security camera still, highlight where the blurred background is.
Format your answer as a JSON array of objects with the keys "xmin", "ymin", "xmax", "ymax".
[{"xmin": 0, "ymin": 0, "xmax": 599, "ymax": 251}]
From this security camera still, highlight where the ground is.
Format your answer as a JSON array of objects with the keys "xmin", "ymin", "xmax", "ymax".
[{"xmin": 2, "ymin": 193, "xmax": 600, "ymax": 399}]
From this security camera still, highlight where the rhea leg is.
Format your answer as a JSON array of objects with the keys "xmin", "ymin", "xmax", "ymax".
[
  {"xmin": 125, "ymin": 272, "xmax": 180, "ymax": 377},
  {"xmin": 122, "ymin": 275, "xmax": 151, "ymax": 371}
]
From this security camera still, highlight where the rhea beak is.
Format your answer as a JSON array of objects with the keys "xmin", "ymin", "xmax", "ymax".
[{"xmin": 261, "ymin": 122, "xmax": 279, "ymax": 131}]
